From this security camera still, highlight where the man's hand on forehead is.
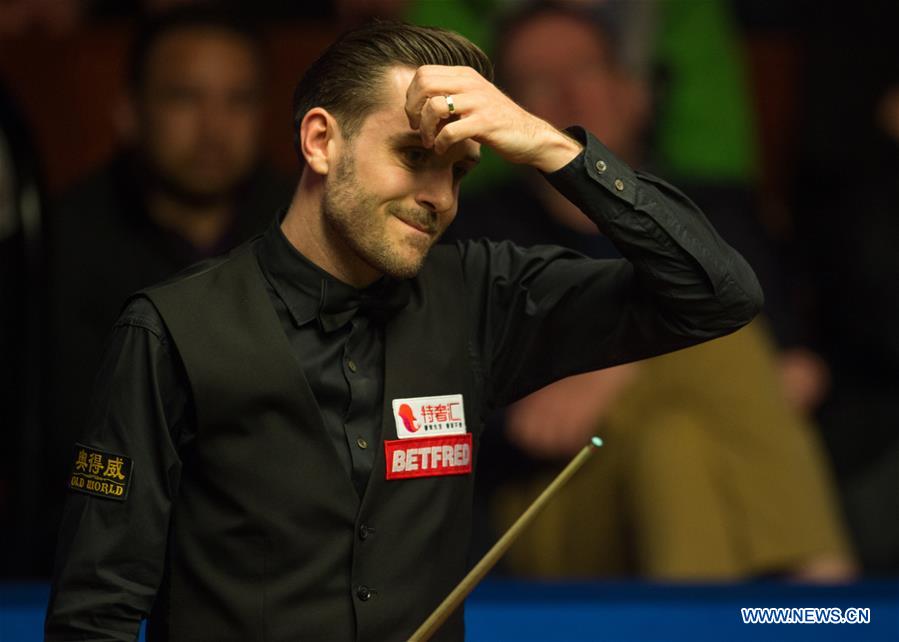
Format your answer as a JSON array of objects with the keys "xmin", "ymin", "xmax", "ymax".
[{"xmin": 404, "ymin": 64, "xmax": 583, "ymax": 173}]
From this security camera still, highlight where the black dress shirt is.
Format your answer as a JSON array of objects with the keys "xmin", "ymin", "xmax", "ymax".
[
  {"xmin": 46, "ymin": 127, "xmax": 762, "ymax": 641},
  {"xmin": 255, "ymin": 218, "xmax": 410, "ymax": 494}
]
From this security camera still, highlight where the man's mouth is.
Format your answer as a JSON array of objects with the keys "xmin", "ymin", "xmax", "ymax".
[
  {"xmin": 397, "ymin": 217, "xmax": 432, "ymax": 235},
  {"xmin": 393, "ymin": 212, "xmax": 437, "ymax": 235}
]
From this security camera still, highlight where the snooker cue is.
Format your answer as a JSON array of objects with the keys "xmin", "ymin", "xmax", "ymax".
[{"xmin": 408, "ymin": 436, "xmax": 604, "ymax": 642}]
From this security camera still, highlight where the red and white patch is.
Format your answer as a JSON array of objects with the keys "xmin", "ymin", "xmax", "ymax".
[
  {"xmin": 391, "ymin": 394, "xmax": 466, "ymax": 439},
  {"xmin": 385, "ymin": 434, "xmax": 473, "ymax": 480}
]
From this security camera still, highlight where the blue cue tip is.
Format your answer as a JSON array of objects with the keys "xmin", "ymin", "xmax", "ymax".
[{"xmin": 591, "ymin": 436, "xmax": 603, "ymax": 448}]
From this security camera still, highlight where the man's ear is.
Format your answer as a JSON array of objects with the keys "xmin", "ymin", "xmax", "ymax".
[{"xmin": 299, "ymin": 108, "xmax": 341, "ymax": 175}]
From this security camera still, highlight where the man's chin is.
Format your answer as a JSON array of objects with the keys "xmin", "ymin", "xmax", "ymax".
[
  {"xmin": 380, "ymin": 254, "xmax": 426, "ymax": 280},
  {"xmin": 373, "ymin": 244, "xmax": 431, "ymax": 280}
]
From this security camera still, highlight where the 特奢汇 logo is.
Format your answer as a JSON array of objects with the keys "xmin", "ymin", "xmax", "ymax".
[{"xmin": 391, "ymin": 394, "xmax": 466, "ymax": 439}]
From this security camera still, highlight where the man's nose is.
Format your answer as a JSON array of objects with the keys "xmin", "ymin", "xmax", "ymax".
[{"xmin": 415, "ymin": 169, "xmax": 455, "ymax": 214}]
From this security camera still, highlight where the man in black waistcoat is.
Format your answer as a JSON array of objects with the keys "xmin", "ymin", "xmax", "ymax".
[{"xmin": 46, "ymin": 20, "xmax": 762, "ymax": 642}]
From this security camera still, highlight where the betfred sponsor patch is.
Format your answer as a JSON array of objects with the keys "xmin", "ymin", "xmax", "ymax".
[
  {"xmin": 68, "ymin": 443, "xmax": 132, "ymax": 501},
  {"xmin": 385, "ymin": 434, "xmax": 473, "ymax": 480},
  {"xmin": 391, "ymin": 394, "xmax": 466, "ymax": 439}
]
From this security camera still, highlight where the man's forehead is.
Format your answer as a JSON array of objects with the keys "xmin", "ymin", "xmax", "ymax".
[
  {"xmin": 385, "ymin": 64, "xmax": 418, "ymax": 96},
  {"xmin": 364, "ymin": 66, "xmax": 418, "ymax": 128},
  {"xmin": 144, "ymin": 27, "xmax": 261, "ymax": 88},
  {"xmin": 150, "ymin": 27, "xmax": 258, "ymax": 67},
  {"xmin": 365, "ymin": 66, "xmax": 481, "ymax": 161}
]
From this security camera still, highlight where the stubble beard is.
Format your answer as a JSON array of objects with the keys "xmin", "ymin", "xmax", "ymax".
[{"xmin": 321, "ymin": 153, "xmax": 439, "ymax": 280}]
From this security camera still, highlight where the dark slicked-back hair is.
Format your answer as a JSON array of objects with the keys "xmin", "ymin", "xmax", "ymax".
[{"xmin": 292, "ymin": 21, "xmax": 493, "ymax": 157}]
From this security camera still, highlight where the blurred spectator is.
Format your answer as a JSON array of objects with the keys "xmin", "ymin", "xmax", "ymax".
[
  {"xmin": 37, "ymin": 4, "xmax": 292, "ymax": 575},
  {"xmin": 0, "ymin": 83, "xmax": 45, "ymax": 577},
  {"xmin": 447, "ymin": 1, "xmax": 854, "ymax": 580},
  {"xmin": 493, "ymin": 324, "xmax": 853, "ymax": 580}
]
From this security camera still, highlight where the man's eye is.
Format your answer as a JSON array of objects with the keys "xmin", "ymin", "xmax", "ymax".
[
  {"xmin": 403, "ymin": 148, "xmax": 428, "ymax": 165},
  {"xmin": 453, "ymin": 166, "xmax": 470, "ymax": 181}
]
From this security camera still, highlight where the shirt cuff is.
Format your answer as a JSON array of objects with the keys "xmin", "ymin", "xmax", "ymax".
[{"xmin": 542, "ymin": 126, "xmax": 638, "ymax": 211}]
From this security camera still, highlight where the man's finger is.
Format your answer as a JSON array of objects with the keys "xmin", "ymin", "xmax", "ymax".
[
  {"xmin": 404, "ymin": 69, "xmax": 473, "ymax": 129},
  {"xmin": 433, "ymin": 116, "xmax": 482, "ymax": 155},
  {"xmin": 418, "ymin": 95, "xmax": 454, "ymax": 147}
]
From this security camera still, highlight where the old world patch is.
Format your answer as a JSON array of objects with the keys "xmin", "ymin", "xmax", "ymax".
[{"xmin": 68, "ymin": 443, "xmax": 132, "ymax": 501}]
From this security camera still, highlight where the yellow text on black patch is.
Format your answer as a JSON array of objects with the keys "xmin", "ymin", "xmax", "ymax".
[{"xmin": 68, "ymin": 443, "xmax": 133, "ymax": 501}]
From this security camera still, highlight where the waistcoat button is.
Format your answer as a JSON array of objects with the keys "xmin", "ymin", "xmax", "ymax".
[{"xmin": 357, "ymin": 585, "xmax": 373, "ymax": 601}]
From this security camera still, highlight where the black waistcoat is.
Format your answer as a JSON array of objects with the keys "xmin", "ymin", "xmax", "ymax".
[{"xmin": 142, "ymin": 241, "xmax": 484, "ymax": 641}]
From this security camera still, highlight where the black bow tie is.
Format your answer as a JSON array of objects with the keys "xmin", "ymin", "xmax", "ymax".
[{"xmin": 317, "ymin": 278, "xmax": 411, "ymax": 332}]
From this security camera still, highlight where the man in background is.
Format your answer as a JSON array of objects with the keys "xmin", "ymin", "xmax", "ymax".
[
  {"xmin": 448, "ymin": 1, "xmax": 854, "ymax": 580},
  {"xmin": 39, "ymin": 5, "xmax": 291, "ymax": 574}
]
